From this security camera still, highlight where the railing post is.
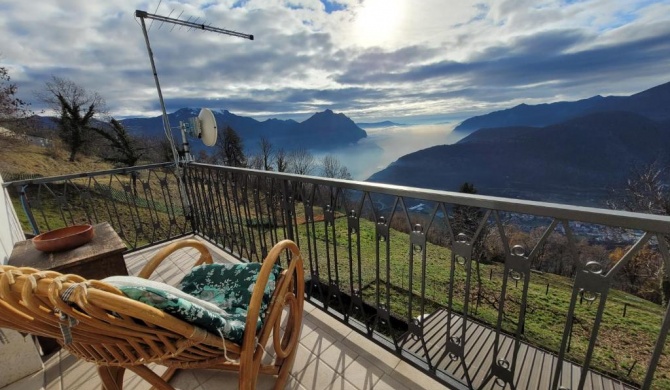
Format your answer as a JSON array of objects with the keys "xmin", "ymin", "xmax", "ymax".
[
  {"xmin": 179, "ymin": 163, "xmax": 196, "ymax": 232},
  {"xmin": 17, "ymin": 184, "xmax": 39, "ymax": 235},
  {"xmin": 282, "ymin": 179, "xmax": 294, "ymax": 241}
]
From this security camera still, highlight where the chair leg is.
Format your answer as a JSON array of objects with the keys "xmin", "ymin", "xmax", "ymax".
[
  {"xmin": 158, "ymin": 367, "xmax": 179, "ymax": 385},
  {"xmin": 126, "ymin": 365, "xmax": 174, "ymax": 390},
  {"xmin": 274, "ymin": 351, "xmax": 297, "ymax": 390},
  {"xmin": 98, "ymin": 366, "xmax": 126, "ymax": 390}
]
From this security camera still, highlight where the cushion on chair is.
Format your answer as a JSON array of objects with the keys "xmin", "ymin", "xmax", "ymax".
[
  {"xmin": 102, "ymin": 262, "xmax": 281, "ymax": 345},
  {"xmin": 103, "ymin": 276, "xmax": 228, "ymax": 315},
  {"xmin": 179, "ymin": 262, "xmax": 283, "ymax": 334}
]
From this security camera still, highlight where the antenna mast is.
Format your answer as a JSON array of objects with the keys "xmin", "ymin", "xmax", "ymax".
[{"xmin": 134, "ymin": 9, "xmax": 253, "ymax": 163}]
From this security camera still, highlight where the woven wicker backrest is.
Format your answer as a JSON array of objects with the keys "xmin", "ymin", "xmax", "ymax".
[{"xmin": 0, "ymin": 266, "xmax": 219, "ymax": 366}]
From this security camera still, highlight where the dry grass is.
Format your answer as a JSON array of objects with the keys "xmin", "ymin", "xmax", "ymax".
[{"xmin": 0, "ymin": 135, "xmax": 115, "ymax": 179}]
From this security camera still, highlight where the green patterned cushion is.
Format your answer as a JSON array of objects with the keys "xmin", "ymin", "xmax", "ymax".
[
  {"xmin": 102, "ymin": 262, "xmax": 281, "ymax": 345},
  {"xmin": 179, "ymin": 262, "xmax": 283, "ymax": 336}
]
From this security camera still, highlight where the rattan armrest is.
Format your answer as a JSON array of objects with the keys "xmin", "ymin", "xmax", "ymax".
[{"xmin": 137, "ymin": 239, "xmax": 213, "ymax": 279}]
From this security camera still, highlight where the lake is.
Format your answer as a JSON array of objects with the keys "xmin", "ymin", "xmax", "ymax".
[{"xmin": 316, "ymin": 123, "xmax": 463, "ymax": 180}]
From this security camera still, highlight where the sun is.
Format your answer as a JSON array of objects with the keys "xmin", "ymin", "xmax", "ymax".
[{"xmin": 353, "ymin": 0, "xmax": 406, "ymax": 47}]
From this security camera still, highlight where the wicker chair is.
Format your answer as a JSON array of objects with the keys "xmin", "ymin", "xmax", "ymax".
[{"xmin": 0, "ymin": 239, "xmax": 305, "ymax": 390}]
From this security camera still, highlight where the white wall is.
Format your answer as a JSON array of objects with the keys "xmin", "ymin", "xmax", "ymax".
[
  {"xmin": 0, "ymin": 175, "xmax": 25, "ymax": 265},
  {"xmin": 0, "ymin": 174, "xmax": 44, "ymax": 387}
]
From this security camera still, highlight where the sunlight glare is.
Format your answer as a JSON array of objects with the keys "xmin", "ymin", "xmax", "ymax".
[{"xmin": 354, "ymin": 0, "xmax": 406, "ymax": 47}]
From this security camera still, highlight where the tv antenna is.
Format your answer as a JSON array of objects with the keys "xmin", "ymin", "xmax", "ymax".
[{"xmin": 135, "ymin": 9, "xmax": 253, "ymax": 163}]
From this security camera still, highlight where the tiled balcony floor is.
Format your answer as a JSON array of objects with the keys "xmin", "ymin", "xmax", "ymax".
[{"xmin": 2, "ymin": 236, "xmax": 445, "ymax": 390}]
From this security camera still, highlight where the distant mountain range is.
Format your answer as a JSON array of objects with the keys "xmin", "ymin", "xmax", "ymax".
[
  {"xmin": 455, "ymin": 81, "xmax": 670, "ymax": 133},
  {"xmin": 119, "ymin": 108, "xmax": 367, "ymax": 154},
  {"xmin": 356, "ymin": 121, "xmax": 406, "ymax": 128},
  {"xmin": 369, "ymin": 81, "xmax": 670, "ymax": 206}
]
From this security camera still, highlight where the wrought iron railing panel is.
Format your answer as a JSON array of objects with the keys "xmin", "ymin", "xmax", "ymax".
[
  {"xmin": 8, "ymin": 161, "xmax": 669, "ymax": 389},
  {"xmin": 184, "ymin": 162, "xmax": 670, "ymax": 390},
  {"xmin": 4, "ymin": 163, "xmax": 190, "ymax": 250}
]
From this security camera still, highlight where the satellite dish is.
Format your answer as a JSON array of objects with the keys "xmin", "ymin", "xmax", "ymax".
[
  {"xmin": 196, "ymin": 108, "xmax": 217, "ymax": 146},
  {"xmin": 177, "ymin": 108, "xmax": 218, "ymax": 162}
]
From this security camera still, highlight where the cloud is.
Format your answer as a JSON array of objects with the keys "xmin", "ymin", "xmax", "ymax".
[{"xmin": 1, "ymin": 0, "xmax": 669, "ymax": 122}]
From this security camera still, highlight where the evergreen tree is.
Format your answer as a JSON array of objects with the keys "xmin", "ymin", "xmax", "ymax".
[
  {"xmin": 215, "ymin": 125, "xmax": 246, "ymax": 167},
  {"xmin": 92, "ymin": 118, "xmax": 143, "ymax": 167}
]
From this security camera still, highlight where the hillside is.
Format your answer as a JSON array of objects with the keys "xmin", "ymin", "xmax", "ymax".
[
  {"xmin": 120, "ymin": 108, "xmax": 367, "ymax": 154},
  {"xmin": 368, "ymin": 111, "xmax": 670, "ymax": 206},
  {"xmin": 455, "ymin": 80, "xmax": 670, "ymax": 133},
  {"xmin": 0, "ymin": 132, "xmax": 115, "ymax": 181}
]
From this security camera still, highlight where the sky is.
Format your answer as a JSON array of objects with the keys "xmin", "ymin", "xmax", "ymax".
[{"xmin": 1, "ymin": 0, "xmax": 670, "ymax": 124}]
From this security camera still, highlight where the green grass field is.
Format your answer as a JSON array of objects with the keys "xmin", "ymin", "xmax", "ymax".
[{"xmin": 280, "ymin": 213, "xmax": 670, "ymax": 388}]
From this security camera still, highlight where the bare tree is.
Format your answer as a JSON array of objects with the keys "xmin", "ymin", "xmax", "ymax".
[
  {"xmin": 141, "ymin": 137, "xmax": 174, "ymax": 163},
  {"xmin": 609, "ymin": 161, "xmax": 670, "ymax": 304},
  {"xmin": 0, "ymin": 65, "xmax": 31, "ymax": 128},
  {"xmin": 38, "ymin": 76, "xmax": 105, "ymax": 161},
  {"xmin": 259, "ymin": 136, "xmax": 274, "ymax": 171},
  {"xmin": 608, "ymin": 162, "xmax": 670, "ymax": 215},
  {"xmin": 275, "ymin": 147, "xmax": 288, "ymax": 172},
  {"xmin": 247, "ymin": 154, "xmax": 263, "ymax": 170},
  {"xmin": 321, "ymin": 154, "xmax": 352, "ymax": 180},
  {"xmin": 287, "ymin": 148, "xmax": 315, "ymax": 175}
]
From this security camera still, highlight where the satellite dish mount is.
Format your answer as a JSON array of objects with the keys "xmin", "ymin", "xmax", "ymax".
[{"xmin": 178, "ymin": 108, "xmax": 218, "ymax": 161}]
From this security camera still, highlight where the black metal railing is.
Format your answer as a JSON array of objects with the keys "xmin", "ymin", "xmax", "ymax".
[
  {"xmin": 184, "ymin": 162, "xmax": 670, "ymax": 390},
  {"xmin": 6, "ymin": 161, "xmax": 670, "ymax": 389},
  {"xmin": 3, "ymin": 162, "xmax": 192, "ymax": 251}
]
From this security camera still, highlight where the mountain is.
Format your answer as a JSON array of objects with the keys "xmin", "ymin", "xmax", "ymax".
[
  {"xmin": 368, "ymin": 111, "xmax": 670, "ymax": 206},
  {"xmin": 454, "ymin": 81, "xmax": 670, "ymax": 133},
  {"xmin": 270, "ymin": 109, "xmax": 366, "ymax": 149},
  {"xmin": 356, "ymin": 121, "xmax": 406, "ymax": 128},
  {"xmin": 119, "ymin": 108, "xmax": 366, "ymax": 154}
]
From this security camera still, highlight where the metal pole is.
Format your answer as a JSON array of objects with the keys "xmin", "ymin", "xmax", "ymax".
[
  {"xmin": 137, "ymin": 14, "xmax": 192, "ymax": 218},
  {"xmin": 137, "ymin": 15, "xmax": 179, "ymax": 165}
]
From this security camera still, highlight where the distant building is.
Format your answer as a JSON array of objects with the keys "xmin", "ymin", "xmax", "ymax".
[
  {"xmin": 0, "ymin": 126, "xmax": 53, "ymax": 148},
  {"xmin": 24, "ymin": 135, "xmax": 52, "ymax": 148}
]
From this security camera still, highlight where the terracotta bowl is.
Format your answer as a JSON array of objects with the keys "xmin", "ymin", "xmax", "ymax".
[{"xmin": 32, "ymin": 225, "xmax": 95, "ymax": 252}]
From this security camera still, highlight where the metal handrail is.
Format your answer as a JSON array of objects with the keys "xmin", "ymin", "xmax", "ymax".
[
  {"xmin": 2, "ymin": 162, "xmax": 175, "ymax": 187},
  {"xmin": 189, "ymin": 162, "xmax": 670, "ymax": 234}
]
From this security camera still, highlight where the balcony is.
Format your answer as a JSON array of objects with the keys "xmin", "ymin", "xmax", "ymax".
[
  {"xmin": 2, "ymin": 237, "xmax": 442, "ymax": 390},
  {"xmin": 2, "ymin": 161, "xmax": 670, "ymax": 389}
]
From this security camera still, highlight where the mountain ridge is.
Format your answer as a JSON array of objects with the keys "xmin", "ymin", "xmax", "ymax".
[
  {"xmin": 119, "ymin": 108, "xmax": 367, "ymax": 154},
  {"xmin": 368, "ymin": 110, "xmax": 670, "ymax": 206},
  {"xmin": 455, "ymin": 81, "xmax": 670, "ymax": 133},
  {"xmin": 356, "ymin": 121, "xmax": 406, "ymax": 128}
]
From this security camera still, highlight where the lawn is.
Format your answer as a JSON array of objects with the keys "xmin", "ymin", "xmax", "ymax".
[{"xmin": 282, "ymin": 212, "xmax": 669, "ymax": 388}]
